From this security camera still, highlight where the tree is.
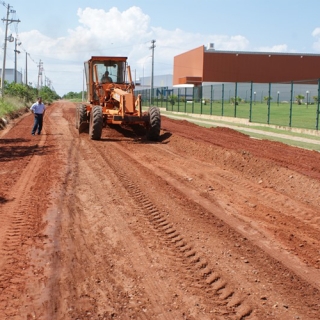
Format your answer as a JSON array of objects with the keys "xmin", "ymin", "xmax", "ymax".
[
  {"xmin": 168, "ymin": 94, "xmax": 178, "ymax": 106},
  {"xmin": 295, "ymin": 94, "xmax": 305, "ymax": 105},
  {"xmin": 63, "ymin": 91, "xmax": 84, "ymax": 100},
  {"xmin": 230, "ymin": 97, "xmax": 241, "ymax": 105},
  {"xmin": 263, "ymin": 96, "xmax": 273, "ymax": 104},
  {"xmin": 39, "ymin": 86, "xmax": 60, "ymax": 103}
]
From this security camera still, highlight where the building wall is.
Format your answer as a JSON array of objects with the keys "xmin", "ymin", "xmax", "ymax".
[
  {"xmin": 173, "ymin": 46, "xmax": 204, "ymax": 85},
  {"xmin": 137, "ymin": 74, "xmax": 173, "ymax": 89},
  {"xmin": 173, "ymin": 45, "xmax": 320, "ymax": 85},
  {"xmin": 0, "ymin": 69, "xmax": 23, "ymax": 84}
]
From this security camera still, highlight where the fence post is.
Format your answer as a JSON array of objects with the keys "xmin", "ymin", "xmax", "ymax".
[
  {"xmin": 200, "ymin": 86, "xmax": 203, "ymax": 114},
  {"xmin": 234, "ymin": 82, "xmax": 238, "ymax": 117},
  {"xmin": 184, "ymin": 87, "xmax": 187, "ymax": 113},
  {"xmin": 289, "ymin": 81, "xmax": 293, "ymax": 127},
  {"xmin": 192, "ymin": 86, "xmax": 194, "ymax": 113},
  {"xmin": 166, "ymin": 89, "xmax": 168, "ymax": 111},
  {"xmin": 249, "ymin": 81, "xmax": 253, "ymax": 122},
  {"xmin": 221, "ymin": 83, "xmax": 224, "ymax": 116},
  {"xmin": 316, "ymin": 79, "xmax": 320, "ymax": 130},
  {"xmin": 156, "ymin": 89, "xmax": 158, "ymax": 107},
  {"xmin": 147, "ymin": 89, "xmax": 149, "ymax": 108},
  {"xmin": 210, "ymin": 85, "xmax": 213, "ymax": 115},
  {"xmin": 267, "ymin": 83, "xmax": 271, "ymax": 124}
]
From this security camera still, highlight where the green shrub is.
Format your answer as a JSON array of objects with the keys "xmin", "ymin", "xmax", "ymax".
[{"xmin": 0, "ymin": 81, "xmax": 60, "ymax": 119}]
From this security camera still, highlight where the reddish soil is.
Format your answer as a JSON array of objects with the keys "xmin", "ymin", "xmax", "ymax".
[{"xmin": 0, "ymin": 100, "xmax": 320, "ymax": 320}]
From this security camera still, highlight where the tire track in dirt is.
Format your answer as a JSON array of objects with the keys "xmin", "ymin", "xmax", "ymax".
[
  {"xmin": 105, "ymin": 141, "xmax": 320, "ymax": 299},
  {"xmin": 123, "ymin": 140, "xmax": 320, "ymax": 285},
  {"xmin": 216, "ymin": 170, "xmax": 320, "ymax": 227},
  {"xmin": 73, "ymin": 143, "xmax": 195, "ymax": 318},
  {"xmin": 86, "ymin": 140, "xmax": 259, "ymax": 319},
  {"xmin": 39, "ymin": 127, "xmax": 194, "ymax": 318},
  {"xmin": 0, "ymin": 133, "xmax": 49, "ymax": 315},
  {"xmin": 140, "ymin": 139, "xmax": 320, "ymax": 230},
  {"xmin": 71, "ymin": 104, "xmax": 318, "ymax": 318},
  {"xmin": 122, "ymin": 177, "xmax": 255, "ymax": 319},
  {"xmin": 212, "ymin": 170, "xmax": 320, "ymax": 267}
]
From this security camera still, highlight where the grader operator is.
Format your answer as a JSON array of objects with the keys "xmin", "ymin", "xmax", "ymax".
[{"xmin": 76, "ymin": 56, "xmax": 161, "ymax": 141}]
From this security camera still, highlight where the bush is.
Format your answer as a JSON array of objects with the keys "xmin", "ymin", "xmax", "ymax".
[
  {"xmin": 0, "ymin": 81, "xmax": 60, "ymax": 119},
  {"xmin": 4, "ymin": 81, "xmax": 60, "ymax": 105},
  {"xmin": 168, "ymin": 94, "xmax": 178, "ymax": 106},
  {"xmin": 0, "ymin": 96, "xmax": 27, "ymax": 118}
]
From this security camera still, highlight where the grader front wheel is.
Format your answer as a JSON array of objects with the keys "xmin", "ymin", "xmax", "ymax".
[
  {"xmin": 89, "ymin": 106, "xmax": 103, "ymax": 140},
  {"xmin": 146, "ymin": 106, "xmax": 161, "ymax": 141}
]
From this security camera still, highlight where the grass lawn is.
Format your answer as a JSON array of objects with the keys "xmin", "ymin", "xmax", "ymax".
[{"xmin": 161, "ymin": 101, "xmax": 320, "ymax": 131}]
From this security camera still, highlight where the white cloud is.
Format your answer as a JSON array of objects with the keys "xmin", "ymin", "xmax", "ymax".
[
  {"xmin": 256, "ymin": 44, "xmax": 288, "ymax": 52},
  {"xmin": 312, "ymin": 27, "xmax": 320, "ymax": 51},
  {"xmin": 213, "ymin": 35, "xmax": 250, "ymax": 51},
  {"xmin": 312, "ymin": 27, "xmax": 320, "ymax": 37},
  {"xmin": 5, "ymin": 6, "xmax": 251, "ymax": 95}
]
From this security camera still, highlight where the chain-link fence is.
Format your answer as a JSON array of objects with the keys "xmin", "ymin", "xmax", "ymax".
[{"xmin": 136, "ymin": 79, "xmax": 320, "ymax": 130}]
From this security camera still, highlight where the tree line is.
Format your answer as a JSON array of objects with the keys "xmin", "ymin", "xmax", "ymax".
[
  {"xmin": 4, "ymin": 81, "xmax": 84, "ymax": 103},
  {"xmin": 4, "ymin": 82, "xmax": 60, "ymax": 104}
]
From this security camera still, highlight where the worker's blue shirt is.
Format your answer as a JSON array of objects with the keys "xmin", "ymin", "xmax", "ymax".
[{"xmin": 30, "ymin": 102, "xmax": 46, "ymax": 114}]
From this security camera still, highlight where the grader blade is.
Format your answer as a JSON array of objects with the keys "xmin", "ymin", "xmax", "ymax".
[{"xmin": 78, "ymin": 122, "xmax": 89, "ymax": 133}]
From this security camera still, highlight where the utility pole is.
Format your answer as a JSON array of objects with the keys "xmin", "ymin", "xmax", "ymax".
[
  {"xmin": 25, "ymin": 52, "xmax": 28, "ymax": 85},
  {"xmin": 150, "ymin": 39, "xmax": 156, "ymax": 105},
  {"xmin": 82, "ymin": 68, "xmax": 85, "ymax": 101},
  {"xmin": 14, "ymin": 37, "xmax": 21, "ymax": 83},
  {"xmin": 1, "ymin": 2, "xmax": 20, "ymax": 96},
  {"xmin": 37, "ymin": 59, "xmax": 43, "ymax": 91}
]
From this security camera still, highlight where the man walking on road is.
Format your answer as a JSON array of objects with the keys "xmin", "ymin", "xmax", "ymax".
[{"xmin": 30, "ymin": 97, "xmax": 46, "ymax": 135}]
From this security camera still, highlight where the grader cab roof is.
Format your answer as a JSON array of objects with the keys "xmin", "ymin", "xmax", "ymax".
[{"xmin": 87, "ymin": 56, "xmax": 128, "ymax": 63}]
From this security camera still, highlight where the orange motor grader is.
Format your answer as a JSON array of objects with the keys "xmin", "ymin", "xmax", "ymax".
[{"xmin": 76, "ymin": 56, "xmax": 161, "ymax": 141}]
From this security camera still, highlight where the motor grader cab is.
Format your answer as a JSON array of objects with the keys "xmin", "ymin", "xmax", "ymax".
[{"xmin": 76, "ymin": 56, "xmax": 161, "ymax": 141}]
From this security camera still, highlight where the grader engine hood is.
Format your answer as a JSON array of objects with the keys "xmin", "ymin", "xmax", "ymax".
[{"xmin": 111, "ymin": 88, "xmax": 134, "ymax": 114}]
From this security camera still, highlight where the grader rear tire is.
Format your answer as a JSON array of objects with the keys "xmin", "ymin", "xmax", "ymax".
[
  {"xmin": 146, "ymin": 106, "xmax": 161, "ymax": 141},
  {"xmin": 79, "ymin": 104, "xmax": 88, "ymax": 124},
  {"xmin": 78, "ymin": 104, "xmax": 90, "ymax": 134},
  {"xmin": 89, "ymin": 106, "xmax": 103, "ymax": 140}
]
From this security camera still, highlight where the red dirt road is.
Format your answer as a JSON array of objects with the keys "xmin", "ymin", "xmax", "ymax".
[{"xmin": 0, "ymin": 100, "xmax": 319, "ymax": 319}]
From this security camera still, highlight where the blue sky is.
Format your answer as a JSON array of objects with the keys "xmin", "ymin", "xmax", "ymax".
[{"xmin": 1, "ymin": 0, "xmax": 320, "ymax": 96}]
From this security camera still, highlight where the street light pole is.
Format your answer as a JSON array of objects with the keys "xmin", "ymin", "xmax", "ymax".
[
  {"xmin": 150, "ymin": 39, "xmax": 156, "ymax": 106},
  {"xmin": 277, "ymin": 91, "xmax": 280, "ymax": 106},
  {"xmin": 306, "ymin": 90, "xmax": 309, "ymax": 108}
]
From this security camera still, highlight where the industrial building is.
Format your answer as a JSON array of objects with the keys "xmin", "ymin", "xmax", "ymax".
[
  {"xmin": 0, "ymin": 68, "xmax": 23, "ymax": 85},
  {"xmin": 173, "ymin": 44, "xmax": 320, "ymax": 86}
]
